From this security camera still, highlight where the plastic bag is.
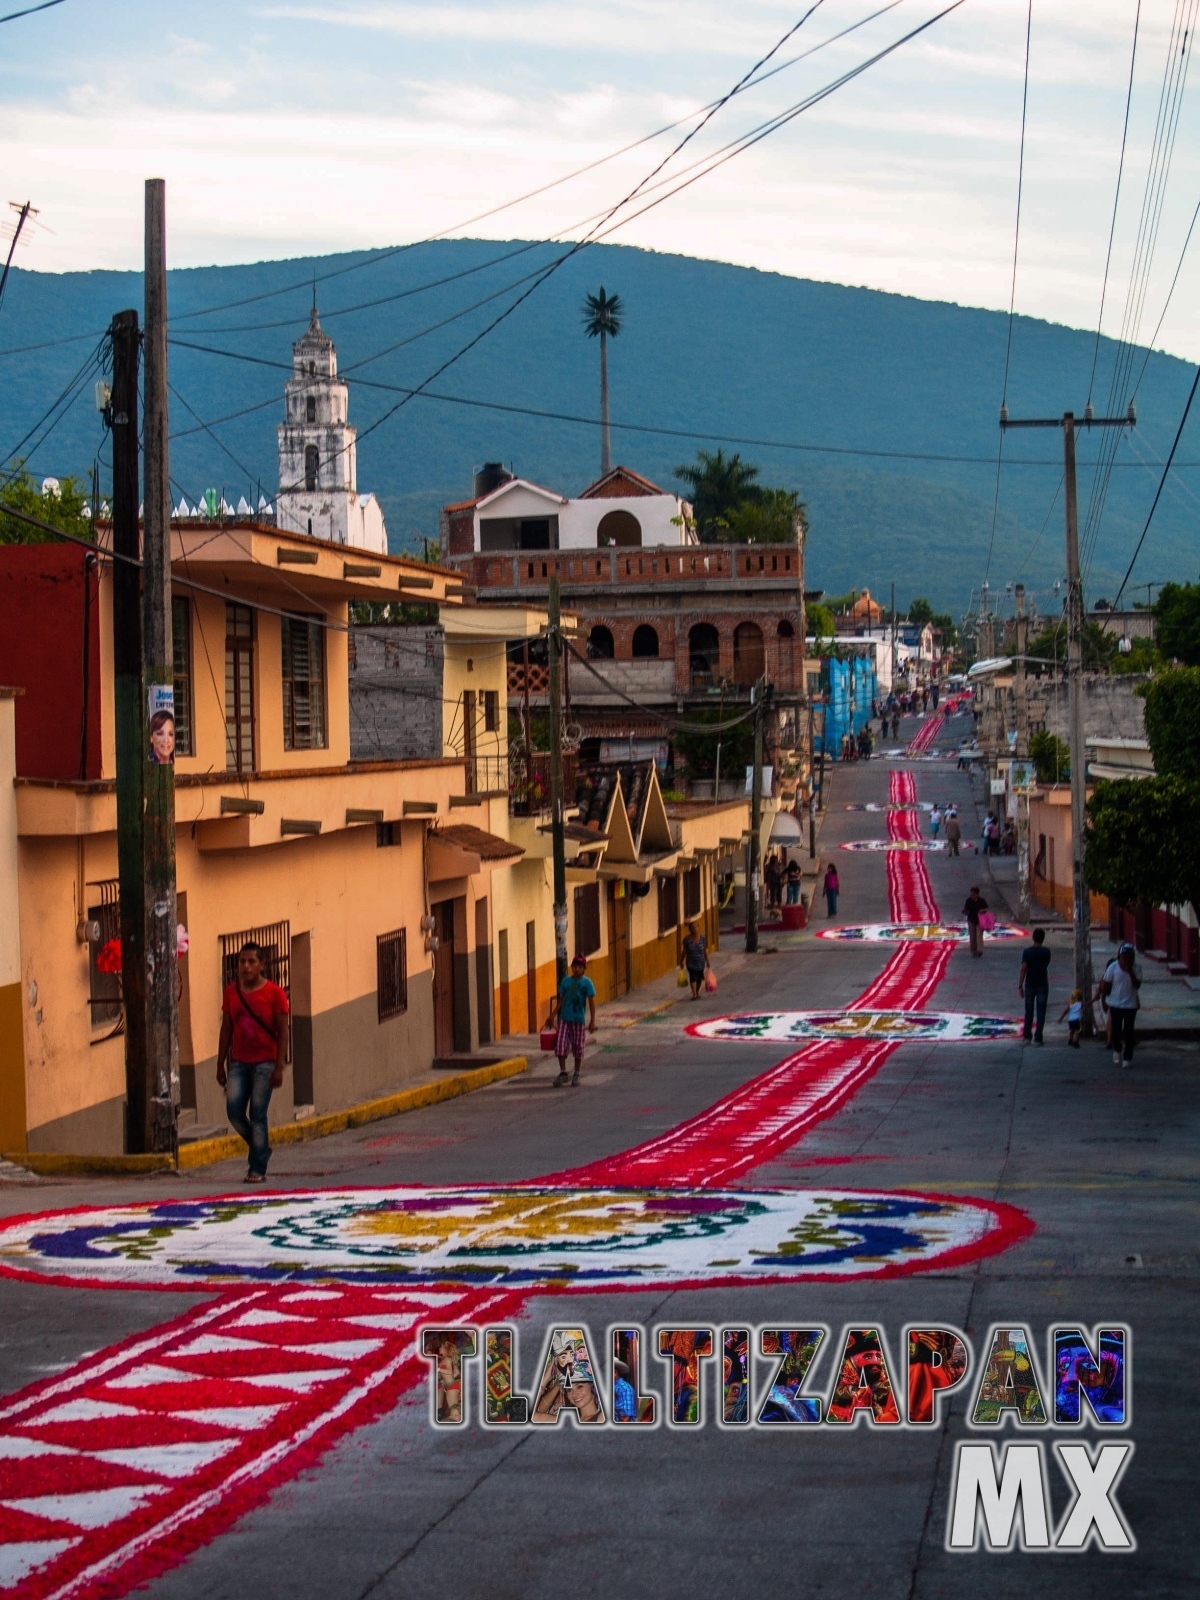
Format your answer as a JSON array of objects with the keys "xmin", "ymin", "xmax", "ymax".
[
  {"xmin": 704, "ymin": 967, "xmax": 718, "ymax": 994},
  {"xmin": 978, "ymin": 911, "xmax": 996, "ymax": 932},
  {"xmin": 677, "ymin": 966, "xmax": 689, "ymax": 987}
]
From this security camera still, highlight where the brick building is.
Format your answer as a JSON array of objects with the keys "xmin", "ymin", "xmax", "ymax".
[{"xmin": 444, "ymin": 464, "xmax": 817, "ymax": 782}]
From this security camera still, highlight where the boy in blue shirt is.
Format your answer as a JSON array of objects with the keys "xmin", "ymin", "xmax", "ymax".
[{"xmin": 554, "ymin": 953, "xmax": 597, "ymax": 1086}]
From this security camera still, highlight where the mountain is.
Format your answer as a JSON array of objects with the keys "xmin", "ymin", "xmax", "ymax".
[{"xmin": 2, "ymin": 239, "xmax": 1198, "ymax": 613}]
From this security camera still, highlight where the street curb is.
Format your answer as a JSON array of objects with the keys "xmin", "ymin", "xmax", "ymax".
[{"xmin": 2, "ymin": 1057, "xmax": 528, "ymax": 1177}]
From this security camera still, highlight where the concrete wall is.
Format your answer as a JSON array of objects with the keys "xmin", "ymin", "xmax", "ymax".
[
  {"xmin": 349, "ymin": 625, "xmax": 443, "ymax": 761},
  {"xmin": 0, "ymin": 693, "xmax": 26, "ymax": 1151}
]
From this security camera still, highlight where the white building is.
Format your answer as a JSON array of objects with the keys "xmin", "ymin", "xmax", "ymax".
[
  {"xmin": 276, "ymin": 307, "xmax": 388, "ymax": 554},
  {"xmin": 442, "ymin": 464, "xmax": 694, "ymax": 556}
]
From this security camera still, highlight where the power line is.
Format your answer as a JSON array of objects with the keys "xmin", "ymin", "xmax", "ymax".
[
  {"xmin": 982, "ymin": 0, "xmax": 1032, "ymax": 590},
  {"xmin": 1113, "ymin": 359, "xmax": 1200, "ymax": 604},
  {"xmin": 0, "ymin": 0, "xmax": 64, "ymax": 22},
  {"xmin": 1087, "ymin": 0, "xmax": 1142, "ymax": 406}
]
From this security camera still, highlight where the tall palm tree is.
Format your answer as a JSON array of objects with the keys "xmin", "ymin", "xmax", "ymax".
[
  {"xmin": 675, "ymin": 449, "xmax": 762, "ymax": 542},
  {"xmin": 582, "ymin": 286, "xmax": 622, "ymax": 476}
]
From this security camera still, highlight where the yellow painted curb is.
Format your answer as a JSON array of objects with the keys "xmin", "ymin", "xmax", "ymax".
[
  {"xmin": 1, "ymin": 1152, "xmax": 173, "ymax": 1177},
  {"xmin": 176, "ymin": 1055, "xmax": 528, "ymax": 1169},
  {"xmin": 3, "ymin": 1057, "xmax": 528, "ymax": 1178}
]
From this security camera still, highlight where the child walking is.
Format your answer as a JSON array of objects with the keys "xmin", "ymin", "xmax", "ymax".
[{"xmin": 1060, "ymin": 988, "xmax": 1083, "ymax": 1048}]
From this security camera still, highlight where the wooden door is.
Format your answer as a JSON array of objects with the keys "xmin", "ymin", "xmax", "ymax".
[
  {"xmin": 432, "ymin": 899, "xmax": 455, "ymax": 1058},
  {"xmin": 474, "ymin": 897, "xmax": 492, "ymax": 1045},
  {"xmin": 607, "ymin": 882, "xmax": 630, "ymax": 999},
  {"xmin": 498, "ymin": 929, "xmax": 510, "ymax": 1036},
  {"xmin": 525, "ymin": 920, "xmax": 538, "ymax": 1033}
]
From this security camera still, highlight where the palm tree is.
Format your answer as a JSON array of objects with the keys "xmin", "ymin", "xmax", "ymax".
[
  {"xmin": 582, "ymin": 286, "xmax": 623, "ymax": 476},
  {"xmin": 674, "ymin": 449, "xmax": 762, "ymax": 542}
]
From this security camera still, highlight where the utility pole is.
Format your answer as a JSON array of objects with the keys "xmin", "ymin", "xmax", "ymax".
[
  {"xmin": 745, "ymin": 680, "xmax": 767, "ymax": 954},
  {"xmin": 1002, "ymin": 403, "xmax": 1135, "ymax": 1034},
  {"xmin": 1014, "ymin": 582, "xmax": 1030, "ymax": 924},
  {"xmin": 142, "ymin": 179, "xmax": 178, "ymax": 1155},
  {"xmin": 110, "ymin": 308, "xmax": 148, "ymax": 1153},
  {"xmin": 890, "ymin": 580, "xmax": 896, "ymax": 697},
  {"xmin": 546, "ymin": 576, "xmax": 568, "ymax": 986},
  {"xmin": 0, "ymin": 200, "xmax": 36, "ymax": 314}
]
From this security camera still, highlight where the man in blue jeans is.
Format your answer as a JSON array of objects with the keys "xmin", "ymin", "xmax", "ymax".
[
  {"xmin": 217, "ymin": 942, "xmax": 290, "ymax": 1182},
  {"xmin": 1017, "ymin": 927, "xmax": 1051, "ymax": 1045}
]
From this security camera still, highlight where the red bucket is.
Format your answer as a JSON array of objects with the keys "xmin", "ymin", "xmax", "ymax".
[{"xmin": 539, "ymin": 1026, "xmax": 559, "ymax": 1052}]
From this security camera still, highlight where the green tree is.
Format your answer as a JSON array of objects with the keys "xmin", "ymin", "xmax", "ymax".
[
  {"xmin": 808, "ymin": 602, "xmax": 835, "ymax": 640},
  {"xmin": 1086, "ymin": 775, "xmax": 1200, "ymax": 918},
  {"xmin": 0, "ymin": 466, "xmax": 92, "ymax": 545},
  {"xmin": 675, "ymin": 449, "xmax": 761, "ymax": 541},
  {"xmin": 723, "ymin": 487, "xmax": 809, "ymax": 543},
  {"xmin": 1152, "ymin": 581, "xmax": 1200, "ymax": 665},
  {"xmin": 673, "ymin": 707, "xmax": 756, "ymax": 780},
  {"xmin": 1030, "ymin": 729, "xmax": 1070, "ymax": 785},
  {"xmin": 582, "ymin": 286, "xmax": 622, "ymax": 478},
  {"xmin": 908, "ymin": 597, "xmax": 934, "ymax": 625},
  {"xmin": 1022, "ymin": 619, "xmax": 1116, "ymax": 671},
  {"xmin": 1112, "ymin": 635, "xmax": 1159, "ymax": 674},
  {"xmin": 1140, "ymin": 667, "xmax": 1200, "ymax": 778}
]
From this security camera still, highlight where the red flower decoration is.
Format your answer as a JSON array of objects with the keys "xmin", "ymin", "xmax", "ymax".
[{"xmin": 95, "ymin": 938, "xmax": 123, "ymax": 974}]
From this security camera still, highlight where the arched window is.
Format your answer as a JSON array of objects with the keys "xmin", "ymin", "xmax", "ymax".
[
  {"xmin": 777, "ymin": 619, "xmax": 795, "ymax": 638},
  {"xmin": 733, "ymin": 621, "xmax": 765, "ymax": 686},
  {"xmin": 304, "ymin": 445, "xmax": 319, "ymax": 491},
  {"xmin": 632, "ymin": 624, "xmax": 659, "ymax": 658},
  {"xmin": 306, "ymin": 395, "xmax": 316, "ymax": 422},
  {"xmin": 597, "ymin": 509, "xmax": 642, "ymax": 548},
  {"xmin": 308, "ymin": 361, "xmax": 315, "ymax": 375},
  {"xmin": 588, "ymin": 625, "xmax": 615, "ymax": 659},
  {"xmin": 689, "ymin": 622, "xmax": 720, "ymax": 686}
]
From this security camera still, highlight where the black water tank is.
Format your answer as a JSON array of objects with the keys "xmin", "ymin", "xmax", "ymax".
[{"xmin": 474, "ymin": 462, "xmax": 513, "ymax": 498}]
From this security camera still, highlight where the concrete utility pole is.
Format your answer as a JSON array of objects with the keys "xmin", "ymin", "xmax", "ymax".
[
  {"xmin": 142, "ymin": 179, "xmax": 179, "ymax": 1155},
  {"xmin": 1014, "ymin": 582, "xmax": 1030, "ymax": 924},
  {"xmin": 1002, "ymin": 404, "xmax": 1135, "ymax": 1035},
  {"xmin": 745, "ymin": 680, "xmax": 767, "ymax": 955},
  {"xmin": 109, "ymin": 308, "xmax": 148, "ymax": 1152},
  {"xmin": 546, "ymin": 576, "xmax": 568, "ymax": 986}
]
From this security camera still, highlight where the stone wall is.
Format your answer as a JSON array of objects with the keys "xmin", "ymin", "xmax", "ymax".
[
  {"xmin": 1035, "ymin": 673, "xmax": 1149, "ymax": 743},
  {"xmin": 349, "ymin": 624, "xmax": 443, "ymax": 760}
]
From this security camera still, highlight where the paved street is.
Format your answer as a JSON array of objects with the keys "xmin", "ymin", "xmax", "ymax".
[{"xmin": 1, "ymin": 712, "xmax": 1196, "ymax": 1599}]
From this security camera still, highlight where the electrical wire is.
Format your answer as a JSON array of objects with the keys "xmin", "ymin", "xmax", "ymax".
[
  {"xmin": 1130, "ymin": 187, "xmax": 1200, "ymax": 400},
  {"xmin": 1088, "ymin": 0, "xmax": 1142, "ymax": 406},
  {"xmin": 0, "ymin": 0, "xmax": 64, "ymax": 22},
  {"xmin": 982, "ymin": 0, "xmax": 1032, "ymax": 591},
  {"xmin": 1113, "ymin": 359, "xmax": 1200, "ymax": 604}
]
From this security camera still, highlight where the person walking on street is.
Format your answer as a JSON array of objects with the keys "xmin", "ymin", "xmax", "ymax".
[
  {"xmin": 765, "ymin": 853, "xmax": 784, "ymax": 915},
  {"xmin": 1059, "ymin": 989, "xmax": 1083, "ymax": 1047},
  {"xmin": 1100, "ymin": 943, "xmax": 1142, "ymax": 1068},
  {"xmin": 823, "ymin": 861, "xmax": 840, "ymax": 918},
  {"xmin": 681, "ymin": 921, "xmax": 710, "ymax": 1001},
  {"xmin": 553, "ymin": 954, "xmax": 597, "ymax": 1086},
  {"xmin": 1018, "ymin": 927, "xmax": 1051, "ymax": 1044},
  {"xmin": 929, "ymin": 805, "xmax": 942, "ymax": 839},
  {"xmin": 944, "ymin": 811, "xmax": 962, "ymax": 856},
  {"xmin": 786, "ymin": 858, "xmax": 803, "ymax": 905},
  {"xmin": 963, "ymin": 886, "xmax": 988, "ymax": 957},
  {"xmin": 217, "ymin": 941, "xmax": 290, "ymax": 1183}
]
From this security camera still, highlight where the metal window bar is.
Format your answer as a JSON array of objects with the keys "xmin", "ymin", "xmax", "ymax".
[
  {"xmin": 220, "ymin": 921, "xmax": 291, "ymax": 997},
  {"xmin": 87, "ymin": 878, "xmax": 122, "ymax": 1026},
  {"xmin": 377, "ymin": 929, "xmax": 408, "ymax": 1021}
]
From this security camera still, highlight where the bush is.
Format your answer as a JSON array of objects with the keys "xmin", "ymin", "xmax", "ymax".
[
  {"xmin": 1030, "ymin": 730, "xmax": 1070, "ymax": 785},
  {"xmin": 1140, "ymin": 667, "xmax": 1200, "ymax": 779}
]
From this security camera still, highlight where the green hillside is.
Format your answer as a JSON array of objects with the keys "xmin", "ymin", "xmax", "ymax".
[{"xmin": 3, "ymin": 239, "xmax": 1197, "ymax": 612}]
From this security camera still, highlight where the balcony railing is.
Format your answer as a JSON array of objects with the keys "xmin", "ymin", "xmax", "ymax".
[
  {"xmin": 462, "ymin": 751, "xmax": 577, "ymax": 816},
  {"xmin": 507, "ymin": 662, "xmax": 550, "ymax": 696}
]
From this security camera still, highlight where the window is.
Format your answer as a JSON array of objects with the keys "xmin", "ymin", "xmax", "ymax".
[
  {"xmin": 172, "ymin": 595, "xmax": 193, "ymax": 756},
  {"xmin": 657, "ymin": 874, "xmax": 679, "ymax": 935},
  {"xmin": 376, "ymin": 821, "xmax": 398, "ymax": 847},
  {"xmin": 87, "ymin": 879, "xmax": 121, "ymax": 1027},
  {"xmin": 588, "ymin": 625, "xmax": 615, "ymax": 659},
  {"xmin": 304, "ymin": 444, "xmax": 319, "ymax": 491},
  {"xmin": 683, "ymin": 866, "xmax": 701, "ymax": 920},
  {"xmin": 574, "ymin": 882, "xmax": 601, "ymax": 956},
  {"xmin": 689, "ymin": 622, "xmax": 720, "ymax": 686},
  {"xmin": 632, "ymin": 624, "xmax": 659, "ymax": 659},
  {"xmin": 777, "ymin": 619, "xmax": 795, "ymax": 639},
  {"xmin": 377, "ymin": 929, "xmax": 408, "ymax": 1021},
  {"xmin": 483, "ymin": 690, "xmax": 499, "ymax": 732},
  {"xmin": 219, "ymin": 921, "xmax": 290, "ymax": 995},
  {"xmin": 225, "ymin": 602, "xmax": 255, "ymax": 773},
  {"xmin": 597, "ymin": 509, "xmax": 641, "ymax": 547},
  {"xmin": 306, "ymin": 395, "xmax": 316, "ymax": 422},
  {"xmin": 282, "ymin": 615, "xmax": 327, "ymax": 750}
]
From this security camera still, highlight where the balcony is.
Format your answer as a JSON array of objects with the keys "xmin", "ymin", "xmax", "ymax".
[{"xmin": 464, "ymin": 751, "xmax": 578, "ymax": 816}]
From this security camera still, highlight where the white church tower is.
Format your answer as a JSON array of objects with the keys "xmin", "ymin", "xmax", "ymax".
[{"xmin": 276, "ymin": 305, "xmax": 388, "ymax": 553}]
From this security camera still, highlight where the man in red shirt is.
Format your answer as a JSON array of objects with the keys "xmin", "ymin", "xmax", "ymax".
[{"xmin": 217, "ymin": 942, "xmax": 290, "ymax": 1182}]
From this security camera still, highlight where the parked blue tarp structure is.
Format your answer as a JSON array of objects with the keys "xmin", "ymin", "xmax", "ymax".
[{"xmin": 817, "ymin": 654, "xmax": 877, "ymax": 757}]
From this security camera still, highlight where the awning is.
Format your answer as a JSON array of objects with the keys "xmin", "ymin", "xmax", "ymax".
[
  {"xmin": 768, "ymin": 811, "xmax": 803, "ymax": 842},
  {"xmin": 427, "ymin": 823, "xmax": 524, "ymax": 883}
]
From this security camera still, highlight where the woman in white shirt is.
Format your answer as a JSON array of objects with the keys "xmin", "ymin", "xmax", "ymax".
[{"xmin": 1100, "ymin": 943, "xmax": 1142, "ymax": 1068}]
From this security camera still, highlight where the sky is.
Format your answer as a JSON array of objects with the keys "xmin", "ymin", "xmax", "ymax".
[{"xmin": 2, "ymin": 0, "xmax": 1199, "ymax": 358}]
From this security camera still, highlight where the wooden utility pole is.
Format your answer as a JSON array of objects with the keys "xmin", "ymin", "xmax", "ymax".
[
  {"xmin": 1014, "ymin": 582, "xmax": 1030, "ymax": 924},
  {"xmin": 142, "ymin": 179, "xmax": 179, "ymax": 1154},
  {"xmin": 547, "ymin": 577, "xmax": 568, "ymax": 985},
  {"xmin": 1001, "ymin": 404, "xmax": 1135, "ymax": 1035},
  {"xmin": 110, "ymin": 308, "xmax": 148, "ymax": 1152},
  {"xmin": 745, "ymin": 680, "xmax": 766, "ymax": 954}
]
